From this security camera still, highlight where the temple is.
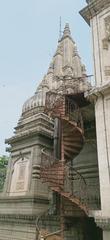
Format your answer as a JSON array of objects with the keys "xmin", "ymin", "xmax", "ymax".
[{"xmin": 0, "ymin": 23, "xmax": 103, "ymax": 239}]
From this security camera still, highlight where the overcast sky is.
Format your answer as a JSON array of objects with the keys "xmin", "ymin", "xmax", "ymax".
[{"xmin": 0, "ymin": 0, "xmax": 92, "ymax": 155}]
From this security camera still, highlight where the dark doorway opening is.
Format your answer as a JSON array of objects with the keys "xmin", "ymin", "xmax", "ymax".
[{"xmin": 85, "ymin": 217, "xmax": 103, "ymax": 240}]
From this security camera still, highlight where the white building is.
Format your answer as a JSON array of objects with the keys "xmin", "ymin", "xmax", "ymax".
[{"xmin": 80, "ymin": 1, "xmax": 110, "ymax": 239}]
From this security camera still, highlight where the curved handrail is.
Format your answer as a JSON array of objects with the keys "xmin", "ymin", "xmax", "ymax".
[
  {"xmin": 40, "ymin": 92, "xmax": 88, "ymax": 213},
  {"xmin": 35, "ymin": 213, "xmax": 62, "ymax": 240}
]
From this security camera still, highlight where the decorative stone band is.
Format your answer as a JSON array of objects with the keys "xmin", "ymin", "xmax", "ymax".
[
  {"xmin": 102, "ymin": 15, "xmax": 110, "ymax": 50},
  {"xmin": 85, "ymin": 81, "xmax": 110, "ymax": 102},
  {"xmin": 95, "ymin": 217, "xmax": 110, "ymax": 230},
  {"xmin": 80, "ymin": 0, "xmax": 110, "ymax": 25},
  {"xmin": 0, "ymin": 214, "xmax": 37, "ymax": 224},
  {"xmin": 0, "ymin": 214, "xmax": 60, "ymax": 225}
]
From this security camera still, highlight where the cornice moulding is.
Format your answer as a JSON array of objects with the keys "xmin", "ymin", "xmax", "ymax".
[
  {"xmin": 85, "ymin": 81, "xmax": 110, "ymax": 101},
  {"xmin": 80, "ymin": 0, "xmax": 110, "ymax": 25},
  {"xmin": 5, "ymin": 126, "xmax": 53, "ymax": 144}
]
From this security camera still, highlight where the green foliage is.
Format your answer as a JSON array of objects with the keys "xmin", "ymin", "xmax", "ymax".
[{"xmin": 0, "ymin": 156, "xmax": 9, "ymax": 191}]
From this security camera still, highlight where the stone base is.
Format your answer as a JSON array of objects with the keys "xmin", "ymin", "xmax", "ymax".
[
  {"xmin": 0, "ymin": 213, "xmax": 102, "ymax": 240},
  {"xmin": 0, "ymin": 195, "xmax": 49, "ymax": 240},
  {"xmin": 0, "ymin": 217, "xmax": 36, "ymax": 240},
  {"xmin": 0, "ymin": 196, "xmax": 102, "ymax": 240}
]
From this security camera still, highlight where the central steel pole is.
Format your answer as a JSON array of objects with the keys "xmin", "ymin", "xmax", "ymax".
[
  {"xmin": 54, "ymin": 118, "xmax": 61, "ymax": 160},
  {"xmin": 54, "ymin": 117, "xmax": 64, "ymax": 239},
  {"xmin": 60, "ymin": 121, "xmax": 65, "ymax": 240}
]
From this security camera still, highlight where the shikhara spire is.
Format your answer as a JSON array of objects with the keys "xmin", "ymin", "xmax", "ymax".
[{"xmin": 22, "ymin": 23, "xmax": 89, "ymax": 115}]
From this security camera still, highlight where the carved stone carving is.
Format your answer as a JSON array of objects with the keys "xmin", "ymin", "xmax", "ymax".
[
  {"xmin": 9, "ymin": 157, "xmax": 29, "ymax": 196},
  {"xmin": 95, "ymin": 217, "xmax": 110, "ymax": 230},
  {"xmin": 103, "ymin": 16, "xmax": 110, "ymax": 50},
  {"xmin": 105, "ymin": 16, "xmax": 110, "ymax": 41},
  {"xmin": 102, "ymin": 38, "xmax": 109, "ymax": 50},
  {"xmin": 104, "ymin": 66, "xmax": 110, "ymax": 76}
]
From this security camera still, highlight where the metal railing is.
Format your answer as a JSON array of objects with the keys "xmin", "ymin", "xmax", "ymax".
[{"xmin": 40, "ymin": 150, "xmax": 88, "ymax": 211}]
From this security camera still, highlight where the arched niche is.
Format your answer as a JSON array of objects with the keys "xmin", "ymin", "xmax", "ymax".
[{"xmin": 9, "ymin": 157, "xmax": 30, "ymax": 196}]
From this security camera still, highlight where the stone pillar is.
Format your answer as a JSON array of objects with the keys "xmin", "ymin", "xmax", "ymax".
[{"xmin": 95, "ymin": 93, "xmax": 110, "ymax": 215}]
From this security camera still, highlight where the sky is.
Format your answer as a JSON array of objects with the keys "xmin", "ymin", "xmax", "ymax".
[{"xmin": 0, "ymin": 0, "xmax": 93, "ymax": 155}]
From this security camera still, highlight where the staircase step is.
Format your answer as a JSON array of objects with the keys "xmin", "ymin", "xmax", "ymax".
[
  {"xmin": 64, "ymin": 146, "xmax": 80, "ymax": 153},
  {"xmin": 63, "ymin": 136, "xmax": 81, "ymax": 141},
  {"xmin": 51, "ymin": 187, "xmax": 88, "ymax": 215},
  {"xmin": 64, "ymin": 141, "xmax": 82, "ymax": 148},
  {"xmin": 64, "ymin": 151, "xmax": 77, "ymax": 160}
]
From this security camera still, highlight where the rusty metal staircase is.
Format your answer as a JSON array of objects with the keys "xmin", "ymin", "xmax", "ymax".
[
  {"xmin": 40, "ymin": 151, "xmax": 88, "ymax": 215},
  {"xmin": 61, "ymin": 117, "xmax": 84, "ymax": 162},
  {"xmin": 38, "ymin": 91, "xmax": 89, "ymax": 216}
]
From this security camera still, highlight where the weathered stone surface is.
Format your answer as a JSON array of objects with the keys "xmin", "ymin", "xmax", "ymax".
[
  {"xmin": 80, "ymin": 0, "xmax": 110, "ymax": 25},
  {"xmin": 0, "ymin": 22, "xmax": 100, "ymax": 240}
]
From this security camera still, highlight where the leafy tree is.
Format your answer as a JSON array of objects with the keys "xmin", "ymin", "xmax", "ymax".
[{"xmin": 0, "ymin": 155, "xmax": 9, "ymax": 191}]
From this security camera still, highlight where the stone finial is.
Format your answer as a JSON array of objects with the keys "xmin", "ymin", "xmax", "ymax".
[
  {"xmin": 36, "ymin": 75, "xmax": 47, "ymax": 92},
  {"xmin": 63, "ymin": 23, "xmax": 71, "ymax": 38}
]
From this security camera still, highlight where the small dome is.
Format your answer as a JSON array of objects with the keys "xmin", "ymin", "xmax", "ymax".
[{"xmin": 22, "ymin": 86, "xmax": 48, "ymax": 114}]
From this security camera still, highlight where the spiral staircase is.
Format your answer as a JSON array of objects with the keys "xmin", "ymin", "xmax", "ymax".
[
  {"xmin": 61, "ymin": 117, "xmax": 84, "ymax": 162},
  {"xmin": 32, "ymin": 91, "xmax": 90, "ymax": 239},
  {"xmin": 34, "ymin": 91, "xmax": 88, "ymax": 217}
]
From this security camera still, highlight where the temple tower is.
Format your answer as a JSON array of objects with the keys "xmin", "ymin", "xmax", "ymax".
[
  {"xmin": 0, "ymin": 22, "xmax": 102, "ymax": 240},
  {"xmin": 80, "ymin": 1, "xmax": 110, "ymax": 239},
  {"xmin": 0, "ymin": 24, "xmax": 90, "ymax": 240}
]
